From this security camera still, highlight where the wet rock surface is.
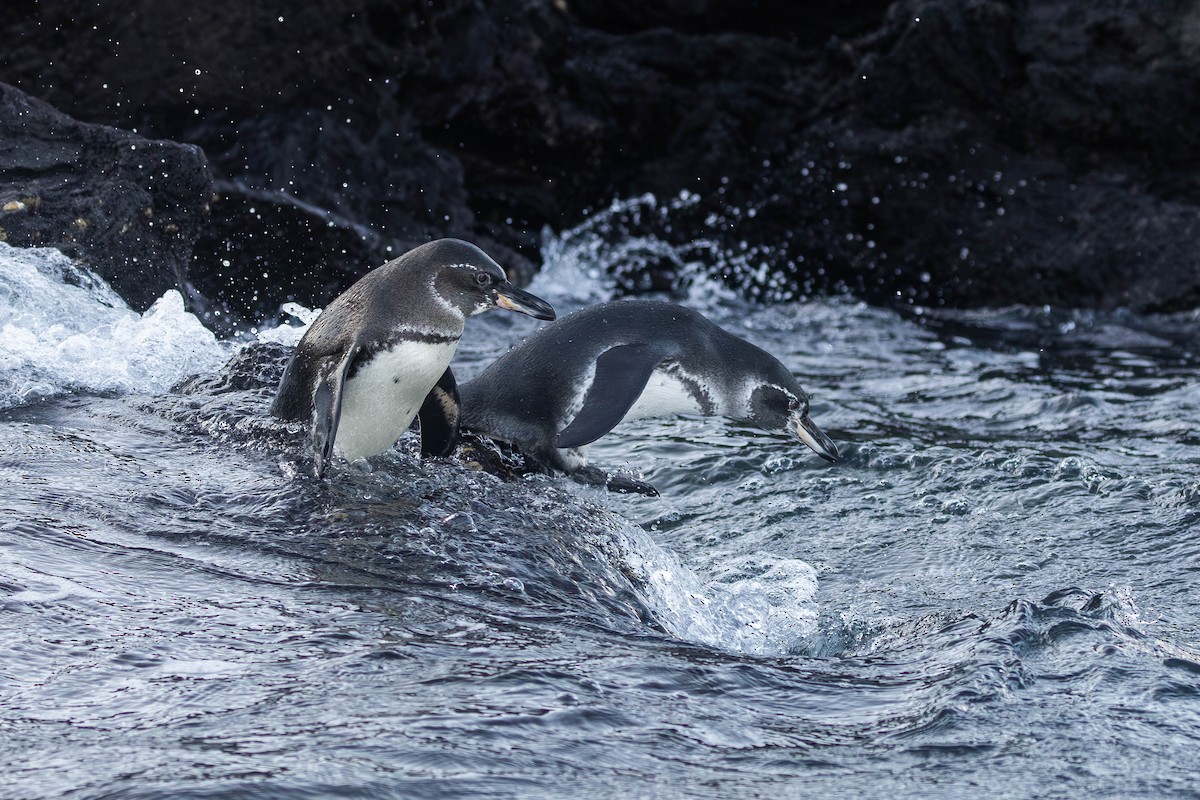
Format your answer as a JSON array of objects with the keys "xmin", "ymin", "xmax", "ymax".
[
  {"xmin": 1, "ymin": 0, "xmax": 1197, "ymax": 314},
  {"xmin": 0, "ymin": 84, "xmax": 212, "ymax": 312}
]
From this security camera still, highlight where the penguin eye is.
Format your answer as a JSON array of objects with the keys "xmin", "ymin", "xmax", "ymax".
[
  {"xmin": 788, "ymin": 397, "xmax": 800, "ymax": 411},
  {"xmin": 474, "ymin": 272, "xmax": 493, "ymax": 287}
]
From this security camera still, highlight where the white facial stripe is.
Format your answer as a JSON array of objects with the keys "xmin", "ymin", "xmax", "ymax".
[
  {"xmin": 741, "ymin": 381, "xmax": 797, "ymax": 418},
  {"xmin": 455, "ymin": 261, "xmax": 508, "ymax": 281},
  {"xmin": 429, "ymin": 270, "xmax": 465, "ymax": 319},
  {"xmin": 433, "ymin": 263, "xmax": 509, "ymax": 317}
]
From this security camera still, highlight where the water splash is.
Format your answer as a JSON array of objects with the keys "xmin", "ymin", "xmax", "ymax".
[
  {"xmin": 605, "ymin": 521, "xmax": 818, "ymax": 656},
  {"xmin": 0, "ymin": 243, "xmax": 229, "ymax": 409},
  {"xmin": 255, "ymin": 302, "xmax": 319, "ymax": 346},
  {"xmin": 533, "ymin": 192, "xmax": 741, "ymax": 315}
]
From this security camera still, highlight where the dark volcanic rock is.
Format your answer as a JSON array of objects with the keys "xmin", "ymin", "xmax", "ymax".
[
  {"xmin": 2, "ymin": 0, "xmax": 1198, "ymax": 315},
  {"xmin": 188, "ymin": 182, "xmax": 399, "ymax": 332},
  {"xmin": 552, "ymin": 0, "xmax": 1200, "ymax": 311},
  {"xmin": 0, "ymin": 83, "xmax": 212, "ymax": 312},
  {"xmin": 805, "ymin": 0, "xmax": 1200, "ymax": 311}
]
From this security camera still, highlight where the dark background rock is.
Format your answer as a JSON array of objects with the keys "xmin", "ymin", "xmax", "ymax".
[
  {"xmin": 0, "ymin": 83, "xmax": 211, "ymax": 312},
  {"xmin": 1, "ymin": 0, "xmax": 1197, "ymax": 318}
]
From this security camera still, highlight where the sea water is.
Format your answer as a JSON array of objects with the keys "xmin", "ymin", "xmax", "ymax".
[{"xmin": 2, "ymin": 208, "xmax": 1200, "ymax": 798}]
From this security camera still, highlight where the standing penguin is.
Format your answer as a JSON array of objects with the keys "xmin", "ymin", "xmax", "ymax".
[
  {"xmin": 271, "ymin": 238, "xmax": 555, "ymax": 477},
  {"xmin": 459, "ymin": 300, "xmax": 838, "ymax": 495}
]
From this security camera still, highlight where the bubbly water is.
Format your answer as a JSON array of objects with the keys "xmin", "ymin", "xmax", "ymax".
[{"xmin": 2, "ymin": 208, "xmax": 1200, "ymax": 799}]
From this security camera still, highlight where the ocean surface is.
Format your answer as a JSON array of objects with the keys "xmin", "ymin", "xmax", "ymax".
[{"xmin": 3, "ymin": 199, "xmax": 1200, "ymax": 799}]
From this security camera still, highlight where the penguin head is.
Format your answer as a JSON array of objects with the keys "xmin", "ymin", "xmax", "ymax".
[
  {"xmin": 748, "ymin": 382, "xmax": 838, "ymax": 463},
  {"xmin": 428, "ymin": 240, "xmax": 556, "ymax": 321}
]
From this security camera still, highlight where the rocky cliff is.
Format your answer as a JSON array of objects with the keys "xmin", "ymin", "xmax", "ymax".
[{"xmin": 2, "ymin": 0, "xmax": 1197, "ymax": 322}]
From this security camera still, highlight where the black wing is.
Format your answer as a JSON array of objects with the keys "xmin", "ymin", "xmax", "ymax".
[
  {"xmin": 556, "ymin": 342, "xmax": 667, "ymax": 448},
  {"xmin": 309, "ymin": 344, "xmax": 358, "ymax": 478}
]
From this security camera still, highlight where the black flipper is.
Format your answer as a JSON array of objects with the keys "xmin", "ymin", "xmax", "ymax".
[
  {"xmin": 310, "ymin": 345, "xmax": 357, "ymax": 478},
  {"xmin": 556, "ymin": 343, "xmax": 668, "ymax": 448},
  {"xmin": 418, "ymin": 367, "xmax": 460, "ymax": 457},
  {"xmin": 270, "ymin": 350, "xmax": 308, "ymax": 420}
]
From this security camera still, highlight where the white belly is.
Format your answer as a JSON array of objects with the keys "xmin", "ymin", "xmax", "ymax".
[
  {"xmin": 335, "ymin": 340, "xmax": 458, "ymax": 461},
  {"xmin": 620, "ymin": 368, "xmax": 706, "ymax": 424}
]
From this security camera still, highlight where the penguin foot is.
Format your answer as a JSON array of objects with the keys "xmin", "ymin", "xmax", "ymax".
[
  {"xmin": 570, "ymin": 465, "xmax": 659, "ymax": 497},
  {"xmin": 606, "ymin": 473, "xmax": 660, "ymax": 497}
]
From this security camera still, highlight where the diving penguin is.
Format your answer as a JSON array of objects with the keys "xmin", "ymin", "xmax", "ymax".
[
  {"xmin": 271, "ymin": 238, "xmax": 556, "ymax": 477},
  {"xmin": 459, "ymin": 300, "xmax": 838, "ymax": 495}
]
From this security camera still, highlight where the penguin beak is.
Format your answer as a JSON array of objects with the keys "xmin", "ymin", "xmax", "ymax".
[
  {"xmin": 494, "ymin": 282, "xmax": 556, "ymax": 321},
  {"xmin": 793, "ymin": 413, "xmax": 839, "ymax": 463}
]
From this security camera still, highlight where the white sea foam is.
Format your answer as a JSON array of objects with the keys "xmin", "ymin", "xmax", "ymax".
[
  {"xmin": 254, "ymin": 302, "xmax": 319, "ymax": 346},
  {"xmin": 0, "ymin": 242, "xmax": 229, "ymax": 409},
  {"xmin": 606, "ymin": 521, "xmax": 819, "ymax": 656}
]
